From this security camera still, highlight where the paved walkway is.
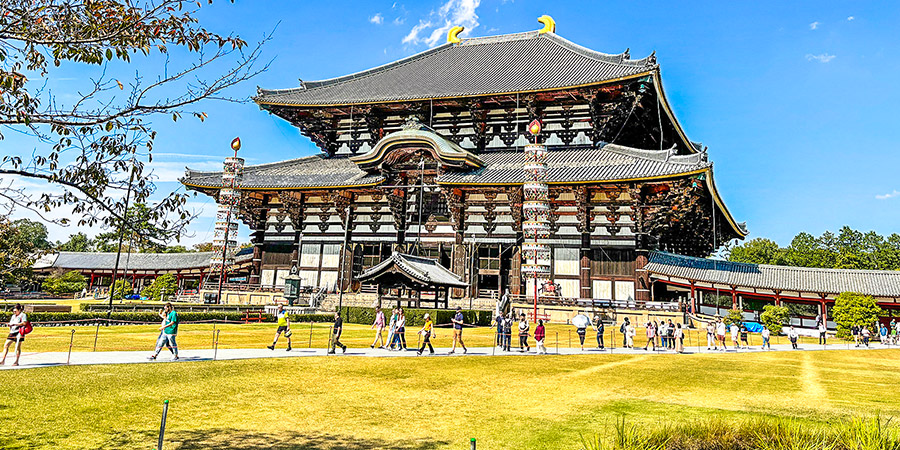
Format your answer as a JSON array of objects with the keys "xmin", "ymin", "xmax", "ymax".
[{"xmin": 1, "ymin": 342, "xmax": 894, "ymax": 370}]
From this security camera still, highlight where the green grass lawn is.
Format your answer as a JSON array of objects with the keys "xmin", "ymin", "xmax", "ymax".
[{"xmin": 3, "ymin": 348, "xmax": 900, "ymax": 449}]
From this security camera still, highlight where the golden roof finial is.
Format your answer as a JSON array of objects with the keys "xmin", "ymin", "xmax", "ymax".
[
  {"xmin": 537, "ymin": 15, "xmax": 556, "ymax": 34},
  {"xmin": 447, "ymin": 26, "xmax": 465, "ymax": 44}
]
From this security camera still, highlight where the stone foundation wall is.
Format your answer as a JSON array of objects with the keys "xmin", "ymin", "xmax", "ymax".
[{"xmin": 318, "ymin": 293, "xmax": 496, "ymax": 312}]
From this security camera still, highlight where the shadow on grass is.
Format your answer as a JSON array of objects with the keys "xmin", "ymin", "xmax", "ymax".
[{"xmin": 104, "ymin": 429, "xmax": 448, "ymax": 450}]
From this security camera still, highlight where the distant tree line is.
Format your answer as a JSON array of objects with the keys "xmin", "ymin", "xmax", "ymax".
[{"xmin": 727, "ymin": 226, "xmax": 900, "ymax": 271}]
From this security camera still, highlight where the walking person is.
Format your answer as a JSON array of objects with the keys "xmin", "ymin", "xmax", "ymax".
[
  {"xmin": 730, "ymin": 322, "xmax": 740, "ymax": 349},
  {"xmin": 818, "ymin": 322, "xmax": 827, "ymax": 346},
  {"xmin": 392, "ymin": 308, "xmax": 407, "ymax": 350},
  {"xmin": 674, "ymin": 323, "xmax": 684, "ymax": 353},
  {"xmin": 535, "ymin": 319, "xmax": 547, "ymax": 354},
  {"xmin": 851, "ymin": 325, "xmax": 860, "ymax": 347},
  {"xmin": 619, "ymin": 317, "xmax": 630, "ymax": 347},
  {"xmin": 449, "ymin": 307, "xmax": 468, "ymax": 354},
  {"xmin": 666, "ymin": 319, "xmax": 676, "ymax": 349},
  {"xmin": 148, "ymin": 303, "xmax": 179, "ymax": 361},
  {"xmin": 879, "ymin": 323, "xmax": 888, "ymax": 345},
  {"xmin": 644, "ymin": 320, "xmax": 656, "ymax": 351},
  {"xmin": 416, "ymin": 313, "xmax": 435, "ymax": 356},
  {"xmin": 575, "ymin": 318, "xmax": 587, "ymax": 351},
  {"xmin": 518, "ymin": 313, "xmax": 530, "ymax": 352},
  {"xmin": 716, "ymin": 319, "xmax": 727, "ymax": 350},
  {"xmin": 761, "ymin": 327, "xmax": 771, "ymax": 350},
  {"xmin": 1, "ymin": 304, "xmax": 27, "ymax": 366},
  {"xmin": 267, "ymin": 304, "xmax": 292, "ymax": 351},
  {"xmin": 788, "ymin": 326, "xmax": 799, "ymax": 350},
  {"xmin": 593, "ymin": 314, "xmax": 605, "ymax": 350},
  {"xmin": 706, "ymin": 321, "xmax": 716, "ymax": 350},
  {"xmin": 386, "ymin": 308, "xmax": 398, "ymax": 350},
  {"xmin": 861, "ymin": 326, "xmax": 871, "ymax": 347},
  {"xmin": 739, "ymin": 323, "xmax": 749, "ymax": 348},
  {"xmin": 370, "ymin": 306, "xmax": 386, "ymax": 349},
  {"xmin": 495, "ymin": 312, "xmax": 505, "ymax": 348},
  {"xmin": 625, "ymin": 320, "xmax": 636, "ymax": 348},
  {"xmin": 329, "ymin": 311, "xmax": 347, "ymax": 354},
  {"xmin": 502, "ymin": 313, "xmax": 513, "ymax": 351},
  {"xmin": 658, "ymin": 320, "xmax": 668, "ymax": 349}
]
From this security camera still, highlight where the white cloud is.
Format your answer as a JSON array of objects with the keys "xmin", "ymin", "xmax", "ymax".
[
  {"xmin": 147, "ymin": 160, "xmax": 222, "ymax": 183},
  {"xmin": 402, "ymin": 0, "xmax": 481, "ymax": 47},
  {"xmin": 809, "ymin": 21, "xmax": 820, "ymax": 30},
  {"xmin": 876, "ymin": 190, "xmax": 900, "ymax": 200},
  {"xmin": 806, "ymin": 53, "xmax": 836, "ymax": 63},
  {"xmin": 393, "ymin": 16, "xmax": 406, "ymax": 25},
  {"xmin": 847, "ymin": 16, "xmax": 855, "ymax": 21},
  {"xmin": 369, "ymin": 13, "xmax": 384, "ymax": 25}
]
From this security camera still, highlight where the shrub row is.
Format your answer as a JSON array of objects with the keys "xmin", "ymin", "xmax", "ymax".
[
  {"xmin": 336, "ymin": 306, "xmax": 492, "ymax": 327},
  {"xmin": 0, "ymin": 311, "xmax": 334, "ymax": 325}
]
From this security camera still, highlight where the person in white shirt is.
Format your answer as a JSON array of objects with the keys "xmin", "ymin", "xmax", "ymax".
[
  {"xmin": 706, "ymin": 321, "xmax": 716, "ymax": 350},
  {"xmin": 817, "ymin": 322, "xmax": 827, "ymax": 345},
  {"xmin": 716, "ymin": 319, "xmax": 727, "ymax": 350},
  {"xmin": 2, "ymin": 303, "xmax": 27, "ymax": 366},
  {"xmin": 788, "ymin": 326, "xmax": 800, "ymax": 349},
  {"xmin": 761, "ymin": 327, "xmax": 771, "ymax": 350},
  {"xmin": 730, "ymin": 323, "xmax": 740, "ymax": 349}
]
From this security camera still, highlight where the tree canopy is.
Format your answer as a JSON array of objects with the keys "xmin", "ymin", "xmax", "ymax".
[
  {"xmin": 0, "ymin": 0, "xmax": 267, "ymax": 243},
  {"xmin": 728, "ymin": 227, "xmax": 900, "ymax": 271},
  {"xmin": 0, "ymin": 217, "xmax": 51, "ymax": 283}
]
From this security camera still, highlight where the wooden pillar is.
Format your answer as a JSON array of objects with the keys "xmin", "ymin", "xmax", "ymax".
[
  {"xmin": 509, "ymin": 187, "xmax": 523, "ymax": 297},
  {"xmin": 89, "ymin": 273, "xmax": 95, "ymax": 290},
  {"xmin": 631, "ymin": 186, "xmax": 650, "ymax": 303},
  {"xmin": 337, "ymin": 192, "xmax": 354, "ymax": 293},
  {"xmin": 580, "ymin": 234, "xmax": 592, "ymax": 299},
  {"xmin": 690, "ymin": 280, "xmax": 697, "ymax": 314},
  {"xmin": 445, "ymin": 187, "xmax": 467, "ymax": 299},
  {"xmin": 731, "ymin": 287, "xmax": 737, "ymax": 310},
  {"xmin": 820, "ymin": 294, "xmax": 828, "ymax": 323},
  {"xmin": 774, "ymin": 291, "xmax": 781, "ymax": 307}
]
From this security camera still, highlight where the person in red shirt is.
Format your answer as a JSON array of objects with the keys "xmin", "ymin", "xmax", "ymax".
[{"xmin": 534, "ymin": 319, "xmax": 546, "ymax": 354}]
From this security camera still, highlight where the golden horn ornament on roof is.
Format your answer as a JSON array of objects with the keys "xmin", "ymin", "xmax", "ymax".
[
  {"xmin": 447, "ymin": 26, "xmax": 465, "ymax": 44},
  {"xmin": 537, "ymin": 15, "xmax": 556, "ymax": 34}
]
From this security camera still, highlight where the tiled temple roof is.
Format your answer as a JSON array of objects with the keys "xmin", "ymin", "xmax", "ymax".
[
  {"xmin": 254, "ymin": 31, "xmax": 656, "ymax": 106},
  {"xmin": 357, "ymin": 253, "xmax": 468, "ymax": 288},
  {"xmin": 33, "ymin": 250, "xmax": 253, "ymax": 272},
  {"xmin": 182, "ymin": 143, "xmax": 707, "ymax": 189},
  {"xmin": 646, "ymin": 252, "xmax": 900, "ymax": 298}
]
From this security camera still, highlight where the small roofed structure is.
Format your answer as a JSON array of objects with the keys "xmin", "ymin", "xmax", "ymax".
[{"xmin": 357, "ymin": 253, "xmax": 467, "ymax": 309}]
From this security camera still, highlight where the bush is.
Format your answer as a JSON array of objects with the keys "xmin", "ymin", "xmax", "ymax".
[
  {"xmin": 41, "ymin": 270, "xmax": 86, "ymax": 294},
  {"xmin": 141, "ymin": 274, "xmax": 177, "ymax": 301},
  {"xmin": 722, "ymin": 309, "xmax": 743, "ymax": 327},
  {"xmin": 111, "ymin": 279, "xmax": 132, "ymax": 300},
  {"xmin": 832, "ymin": 292, "xmax": 883, "ymax": 339},
  {"xmin": 760, "ymin": 304, "xmax": 789, "ymax": 335}
]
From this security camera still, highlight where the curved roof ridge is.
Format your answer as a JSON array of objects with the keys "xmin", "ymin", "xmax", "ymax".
[
  {"xmin": 544, "ymin": 33, "xmax": 657, "ymax": 68},
  {"xmin": 257, "ymin": 43, "xmax": 454, "ymax": 96},
  {"xmin": 184, "ymin": 154, "xmax": 325, "ymax": 177},
  {"xmin": 600, "ymin": 142, "xmax": 706, "ymax": 166}
]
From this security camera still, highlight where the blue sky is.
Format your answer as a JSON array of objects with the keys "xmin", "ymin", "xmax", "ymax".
[{"xmin": 8, "ymin": 0, "xmax": 900, "ymax": 248}]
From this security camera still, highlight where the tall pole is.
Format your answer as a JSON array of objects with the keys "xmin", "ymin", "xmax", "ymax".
[
  {"xmin": 337, "ymin": 206, "xmax": 350, "ymax": 311},
  {"xmin": 107, "ymin": 156, "xmax": 136, "ymax": 319},
  {"xmin": 216, "ymin": 204, "xmax": 232, "ymax": 304},
  {"xmin": 416, "ymin": 157, "xmax": 425, "ymax": 253},
  {"xmin": 215, "ymin": 138, "xmax": 243, "ymax": 304}
]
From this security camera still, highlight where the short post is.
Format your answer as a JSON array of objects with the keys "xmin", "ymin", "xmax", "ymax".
[
  {"xmin": 492, "ymin": 331, "xmax": 496, "ymax": 356},
  {"xmin": 93, "ymin": 322, "xmax": 100, "ymax": 352},
  {"xmin": 568, "ymin": 330, "xmax": 571, "ymax": 348},
  {"xmin": 212, "ymin": 323, "xmax": 217, "ymax": 349},
  {"xmin": 213, "ymin": 330, "xmax": 220, "ymax": 361},
  {"xmin": 67, "ymin": 329, "xmax": 76, "ymax": 365},
  {"xmin": 470, "ymin": 437, "xmax": 476, "ymax": 450},
  {"xmin": 157, "ymin": 400, "xmax": 169, "ymax": 450},
  {"xmin": 555, "ymin": 331, "xmax": 559, "ymax": 354},
  {"xmin": 308, "ymin": 321, "xmax": 314, "ymax": 349}
]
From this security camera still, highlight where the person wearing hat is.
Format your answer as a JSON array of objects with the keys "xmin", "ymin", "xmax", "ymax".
[
  {"xmin": 449, "ymin": 306, "xmax": 467, "ymax": 354},
  {"xmin": 268, "ymin": 304, "xmax": 292, "ymax": 352},
  {"xmin": 417, "ymin": 313, "xmax": 435, "ymax": 356}
]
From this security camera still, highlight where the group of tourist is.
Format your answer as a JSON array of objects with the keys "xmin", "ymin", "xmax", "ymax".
[
  {"xmin": 494, "ymin": 311, "xmax": 534, "ymax": 352},
  {"xmin": 640, "ymin": 318, "xmax": 685, "ymax": 352}
]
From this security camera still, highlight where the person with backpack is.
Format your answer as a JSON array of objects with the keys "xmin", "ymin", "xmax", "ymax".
[
  {"xmin": 267, "ymin": 304, "xmax": 292, "ymax": 352},
  {"xmin": 593, "ymin": 314, "xmax": 605, "ymax": 350},
  {"xmin": 535, "ymin": 319, "xmax": 547, "ymax": 354},
  {"xmin": 2, "ymin": 303, "xmax": 28, "ymax": 366},
  {"xmin": 149, "ymin": 303, "xmax": 179, "ymax": 361},
  {"xmin": 502, "ymin": 313, "xmax": 513, "ymax": 352},
  {"xmin": 619, "ymin": 317, "xmax": 630, "ymax": 347},
  {"xmin": 518, "ymin": 313, "xmax": 530, "ymax": 352},
  {"xmin": 449, "ymin": 307, "xmax": 468, "ymax": 354}
]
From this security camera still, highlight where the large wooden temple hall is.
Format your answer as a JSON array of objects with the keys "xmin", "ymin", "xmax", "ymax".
[{"xmin": 182, "ymin": 18, "xmax": 750, "ymax": 308}]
